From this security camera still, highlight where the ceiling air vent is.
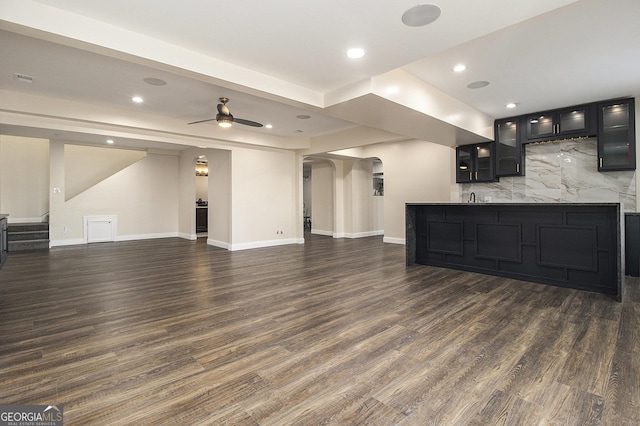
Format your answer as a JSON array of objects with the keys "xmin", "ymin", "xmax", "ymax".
[{"xmin": 13, "ymin": 73, "xmax": 34, "ymax": 83}]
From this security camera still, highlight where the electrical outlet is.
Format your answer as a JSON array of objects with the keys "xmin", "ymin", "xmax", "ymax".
[{"xmin": 62, "ymin": 225, "xmax": 68, "ymax": 234}]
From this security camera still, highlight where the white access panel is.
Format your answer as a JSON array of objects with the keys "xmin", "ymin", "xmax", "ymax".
[{"xmin": 84, "ymin": 215, "xmax": 117, "ymax": 243}]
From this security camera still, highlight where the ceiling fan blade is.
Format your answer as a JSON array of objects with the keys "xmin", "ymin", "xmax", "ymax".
[
  {"xmin": 188, "ymin": 118, "xmax": 217, "ymax": 125},
  {"xmin": 234, "ymin": 117, "xmax": 264, "ymax": 127}
]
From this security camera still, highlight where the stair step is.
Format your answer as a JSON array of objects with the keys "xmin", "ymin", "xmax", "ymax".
[
  {"xmin": 8, "ymin": 239, "xmax": 50, "ymax": 251},
  {"xmin": 8, "ymin": 230, "xmax": 49, "ymax": 241},
  {"xmin": 8, "ymin": 222, "xmax": 49, "ymax": 232}
]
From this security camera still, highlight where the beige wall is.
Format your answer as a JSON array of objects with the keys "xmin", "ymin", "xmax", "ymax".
[
  {"xmin": 50, "ymin": 141, "xmax": 180, "ymax": 245},
  {"xmin": 363, "ymin": 139, "xmax": 454, "ymax": 243},
  {"xmin": 311, "ymin": 161, "xmax": 334, "ymax": 235},
  {"xmin": 64, "ymin": 144, "xmax": 146, "ymax": 201},
  {"xmin": 1, "ymin": 131, "xmax": 454, "ymax": 249},
  {"xmin": 343, "ymin": 158, "xmax": 381, "ymax": 237},
  {"xmin": 0, "ymin": 135, "xmax": 50, "ymax": 222},
  {"xmin": 230, "ymin": 147, "xmax": 299, "ymax": 249}
]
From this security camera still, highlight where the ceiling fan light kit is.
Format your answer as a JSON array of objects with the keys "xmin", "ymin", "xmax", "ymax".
[{"xmin": 188, "ymin": 97, "xmax": 263, "ymax": 128}]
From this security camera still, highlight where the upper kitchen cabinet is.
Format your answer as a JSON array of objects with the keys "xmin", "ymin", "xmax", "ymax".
[
  {"xmin": 495, "ymin": 117, "xmax": 524, "ymax": 176},
  {"xmin": 598, "ymin": 98, "xmax": 636, "ymax": 171},
  {"xmin": 525, "ymin": 104, "xmax": 597, "ymax": 143},
  {"xmin": 456, "ymin": 142, "xmax": 497, "ymax": 183}
]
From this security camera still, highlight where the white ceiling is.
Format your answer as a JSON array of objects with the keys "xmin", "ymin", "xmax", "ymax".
[{"xmin": 0, "ymin": 0, "xmax": 639, "ymax": 152}]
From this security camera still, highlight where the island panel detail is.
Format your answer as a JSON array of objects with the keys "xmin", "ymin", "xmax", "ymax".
[{"xmin": 406, "ymin": 203, "xmax": 621, "ymax": 300}]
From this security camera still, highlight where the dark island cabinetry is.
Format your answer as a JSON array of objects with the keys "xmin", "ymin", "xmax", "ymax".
[
  {"xmin": 406, "ymin": 203, "xmax": 621, "ymax": 300},
  {"xmin": 0, "ymin": 215, "xmax": 7, "ymax": 270}
]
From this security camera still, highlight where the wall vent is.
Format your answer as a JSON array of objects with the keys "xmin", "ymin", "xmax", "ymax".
[
  {"xmin": 13, "ymin": 73, "xmax": 34, "ymax": 83},
  {"xmin": 84, "ymin": 215, "xmax": 117, "ymax": 243}
]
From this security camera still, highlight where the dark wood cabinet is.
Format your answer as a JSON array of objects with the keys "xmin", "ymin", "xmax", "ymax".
[
  {"xmin": 625, "ymin": 213, "xmax": 640, "ymax": 277},
  {"xmin": 196, "ymin": 207, "xmax": 208, "ymax": 233},
  {"xmin": 597, "ymin": 98, "xmax": 636, "ymax": 171},
  {"xmin": 406, "ymin": 203, "xmax": 621, "ymax": 300},
  {"xmin": 0, "ymin": 216, "xmax": 7, "ymax": 270},
  {"xmin": 525, "ymin": 104, "xmax": 596, "ymax": 143},
  {"xmin": 456, "ymin": 142, "xmax": 497, "ymax": 183},
  {"xmin": 495, "ymin": 117, "xmax": 524, "ymax": 176}
]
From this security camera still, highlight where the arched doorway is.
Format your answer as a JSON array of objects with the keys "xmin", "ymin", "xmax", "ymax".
[
  {"xmin": 195, "ymin": 155, "xmax": 208, "ymax": 237},
  {"xmin": 303, "ymin": 157, "xmax": 335, "ymax": 236}
]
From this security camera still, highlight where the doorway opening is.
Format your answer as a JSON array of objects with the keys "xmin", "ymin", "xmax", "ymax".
[{"xmin": 195, "ymin": 156, "xmax": 208, "ymax": 237}]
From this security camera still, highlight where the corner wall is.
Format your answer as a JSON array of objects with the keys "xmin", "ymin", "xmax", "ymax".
[
  {"xmin": 0, "ymin": 135, "xmax": 49, "ymax": 222},
  {"xmin": 363, "ymin": 139, "xmax": 455, "ymax": 243},
  {"xmin": 50, "ymin": 141, "xmax": 180, "ymax": 245}
]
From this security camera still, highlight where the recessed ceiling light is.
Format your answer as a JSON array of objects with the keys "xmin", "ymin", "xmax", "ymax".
[
  {"xmin": 296, "ymin": 114, "xmax": 311, "ymax": 120},
  {"xmin": 453, "ymin": 64, "xmax": 466, "ymax": 73},
  {"xmin": 506, "ymin": 102, "xmax": 518, "ymax": 109},
  {"xmin": 106, "ymin": 139, "xmax": 114, "ymax": 144},
  {"xmin": 401, "ymin": 4, "xmax": 442, "ymax": 27},
  {"xmin": 467, "ymin": 81, "xmax": 490, "ymax": 89},
  {"xmin": 346, "ymin": 48, "xmax": 365, "ymax": 59},
  {"xmin": 131, "ymin": 96, "xmax": 144, "ymax": 103},
  {"xmin": 143, "ymin": 77, "xmax": 167, "ymax": 86},
  {"xmin": 265, "ymin": 124, "xmax": 273, "ymax": 129}
]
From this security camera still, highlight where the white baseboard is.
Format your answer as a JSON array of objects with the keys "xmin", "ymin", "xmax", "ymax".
[
  {"xmin": 207, "ymin": 239, "xmax": 230, "ymax": 250},
  {"xmin": 344, "ymin": 230, "xmax": 384, "ymax": 239},
  {"xmin": 178, "ymin": 232, "xmax": 197, "ymax": 241},
  {"xmin": 50, "ymin": 238, "xmax": 85, "ymax": 247},
  {"xmin": 229, "ymin": 238, "xmax": 299, "ymax": 251},
  {"xmin": 383, "ymin": 236, "xmax": 405, "ymax": 245},
  {"xmin": 117, "ymin": 232, "xmax": 178, "ymax": 242},
  {"xmin": 312, "ymin": 230, "xmax": 384, "ymax": 239},
  {"xmin": 51, "ymin": 233, "xmax": 179, "ymax": 247}
]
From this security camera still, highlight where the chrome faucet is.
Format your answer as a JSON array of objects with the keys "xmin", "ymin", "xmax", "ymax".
[{"xmin": 469, "ymin": 192, "xmax": 476, "ymax": 203}]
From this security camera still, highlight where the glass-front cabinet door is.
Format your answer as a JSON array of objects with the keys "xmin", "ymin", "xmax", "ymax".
[
  {"xmin": 495, "ymin": 118, "xmax": 522, "ymax": 176},
  {"xmin": 456, "ymin": 145, "xmax": 473, "ymax": 183},
  {"xmin": 526, "ymin": 105, "xmax": 596, "ymax": 142},
  {"xmin": 598, "ymin": 98, "xmax": 636, "ymax": 171},
  {"xmin": 456, "ymin": 142, "xmax": 496, "ymax": 183},
  {"xmin": 475, "ymin": 143, "xmax": 494, "ymax": 182},
  {"xmin": 527, "ymin": 112, "xmax": 555, "ymax": 141}
]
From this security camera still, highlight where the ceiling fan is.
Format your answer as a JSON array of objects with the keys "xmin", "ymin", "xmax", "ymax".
[{"xmin": 188, "ymin": 97, "xmax": 263, "ymax": 128}]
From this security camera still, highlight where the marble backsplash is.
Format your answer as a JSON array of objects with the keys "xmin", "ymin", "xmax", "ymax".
[{"xmin": 460, "ymin": 138, "xmax": 637, "ymax": 211}]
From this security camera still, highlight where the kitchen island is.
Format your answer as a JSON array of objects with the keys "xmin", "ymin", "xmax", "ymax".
[
  {"xmin": 0, "ymin": 214, "xmax": 8, "ymax": 270},
  {"xmin": 406, "ymin": 203, "xmax": 621, "ymax": 300}
]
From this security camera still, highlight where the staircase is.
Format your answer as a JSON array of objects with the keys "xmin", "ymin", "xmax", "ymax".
[{"xmin": 7, "ymin": 222, "xmax": 50, "ymax": 251}]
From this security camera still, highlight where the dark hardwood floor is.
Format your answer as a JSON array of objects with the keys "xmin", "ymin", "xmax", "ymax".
[{"xmin": 0, "ymin": 235, "xmax": 638, "ymax": 425}]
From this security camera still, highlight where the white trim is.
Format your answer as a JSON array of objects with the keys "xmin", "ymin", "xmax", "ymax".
[
  {"xmin": 343, "ymin": 230, "xmax": 384, "ymax": 239},
  {"xmin": 7, "ymin": 217, "xmax": 45, "ymax": 224},
  {"xmin": 383, "ymin": 236, "xmax": 405, "ymax": 245},
  {"xmin": 116, "ymin": 232, "xmax": 178, "ymax": 242},
  {"xmin": 179, "ymin": 232, "xmax": 197, "ymax": 241},
  {"xmin": 311, "ymin": 229, "xmax": 333, "ymax": 236},
  {"xmin": 229, "ymin": 238, "xmax": 299, "ymax": 251},
  {"xmin": 50, "ymin": 238, "xmax": 85, "ymax": 247},
  {"xmin": 207, "ymin": 238, "xmax": 230, "ymax": 250}
]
